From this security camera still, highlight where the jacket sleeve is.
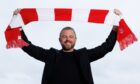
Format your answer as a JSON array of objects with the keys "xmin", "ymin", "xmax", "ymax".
[
  {"xmin": 87, "ymin": 26, "xmax": 118, "ymax": 62},
  {"xmin": 20, "ymin": 29, "xmax": 51, "ymax": 62}
]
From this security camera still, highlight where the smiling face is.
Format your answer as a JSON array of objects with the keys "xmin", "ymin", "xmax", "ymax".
[{"xmin": 59, "ymin": 27, "xmax": 77, "ymax": 52}]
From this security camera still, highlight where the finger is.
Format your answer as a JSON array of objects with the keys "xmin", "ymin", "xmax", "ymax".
[
  {"xmin": 13, "ymin": 8, "xmax": 21, "ymax": 15},
  {"xmin": 114, "ymin": 9, "xmax": 122, "ymax": 16}
]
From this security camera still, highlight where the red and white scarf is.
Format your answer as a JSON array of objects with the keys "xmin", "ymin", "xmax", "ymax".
[{"xmin": 5, "ymin": 8, "xmax": 137, "ymax": 50}]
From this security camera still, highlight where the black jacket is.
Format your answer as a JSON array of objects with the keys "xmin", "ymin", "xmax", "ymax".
[{"xmin": 21, "ymin": 27, "xmax": 117, "ymax": 84}]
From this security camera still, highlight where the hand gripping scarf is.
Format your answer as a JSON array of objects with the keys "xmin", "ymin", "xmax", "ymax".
[{"xmin": 5, "ymin": 8, "xmax": 137, "ymax": 50}]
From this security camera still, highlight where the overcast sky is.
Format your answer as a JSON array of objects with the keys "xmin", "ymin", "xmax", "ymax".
[{"xmin": 0, "ymin": 0, "xmax": 140, "ymax": 84}]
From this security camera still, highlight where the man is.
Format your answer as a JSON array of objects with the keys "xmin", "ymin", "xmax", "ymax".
[{"xmin": 14, "ymin": 9, "xmax": 122, "ymax": 84}]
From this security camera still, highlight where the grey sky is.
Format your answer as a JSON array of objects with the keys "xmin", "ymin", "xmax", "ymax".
[{"xmin": 0, "ymin": 0, "xmax": 140, "ymax": 84}]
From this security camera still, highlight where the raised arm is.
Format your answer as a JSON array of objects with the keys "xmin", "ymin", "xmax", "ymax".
[
  {"xmin": 87, "ymin": 9, "xmax": 122, "ymax": 62},
  {"xmin": 21, "ymin": 28, "xmax": 51, "ymax": 62},
  {"xmin": 13, "ymin": 9, "xmax": 51, "ymax": 62},
  {"xmin": 87, "ymin": 26, "xmax": 118, "ymax": 62}
]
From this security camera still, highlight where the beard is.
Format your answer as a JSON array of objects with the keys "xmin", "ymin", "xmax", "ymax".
[{"xmin": 62, "ymin": 40, "xmax": 75, "ymax": 51}]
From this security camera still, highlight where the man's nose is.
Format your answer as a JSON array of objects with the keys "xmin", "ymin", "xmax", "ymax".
[{"xmin": 65, "ymin": 36, "xmax": 71, "ymax": 41}]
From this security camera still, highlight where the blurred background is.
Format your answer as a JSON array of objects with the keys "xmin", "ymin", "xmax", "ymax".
[{"xmin": 0, "ymin": 0, "xmax": 140, "ymax": 84}]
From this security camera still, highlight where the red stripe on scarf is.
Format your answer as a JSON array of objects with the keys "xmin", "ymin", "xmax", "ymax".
[
  {"xmin": 20, "ymin": 8, "xmax": 38, "ymax": 25},
  {"xmin": 5, "ymin": 26, "xmax": 29, "ymax": 48},
  {"xmin": 54, "ymin": 8, "xmax": 72, "ymax": 21},
  {"xmin": 88, "ymin": 9, "xmax": 109, "ymax": 23},
  {"xmin": 117, "ymin": 19, "xmax": 137, "ymax": 50}
]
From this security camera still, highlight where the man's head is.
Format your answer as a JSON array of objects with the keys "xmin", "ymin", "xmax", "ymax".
[{"xmin": 59, "ymin": 27, "xmax": 77, "ymax": 52}]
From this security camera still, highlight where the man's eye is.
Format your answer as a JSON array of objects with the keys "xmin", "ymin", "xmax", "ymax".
[
  {"xmin": 70, "ymin": 36, "xmax": 74, "ymax": 38},
  {"xmin": 62, "ymin": 36, "xmax": 66, "ymax": 38}
]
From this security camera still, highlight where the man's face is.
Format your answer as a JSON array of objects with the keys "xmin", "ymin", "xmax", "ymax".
[{"xmin": 59, "ymin": 29, "xmax": 77, "ymax": 51}]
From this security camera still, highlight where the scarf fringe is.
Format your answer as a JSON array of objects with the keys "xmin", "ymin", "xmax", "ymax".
[
  {"xmin": 118, "ymin": 33, "xmax": 137, "ymax": 50},
  {"xmin": 6, "ymin": 39, "xmax": 29, "ymax": 49}
]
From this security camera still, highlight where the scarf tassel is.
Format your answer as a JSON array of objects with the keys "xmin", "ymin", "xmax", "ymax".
[
  {"xmin": 6, "ymin": 39, "xmax": 29, "ymax": 48},
  {"xmin": 5, "ymin": 26, "xmax": 29, "ymax": 49},
  {"xmin": 117, "ymin": 19, "xmax": 137, "ymax": 50}
]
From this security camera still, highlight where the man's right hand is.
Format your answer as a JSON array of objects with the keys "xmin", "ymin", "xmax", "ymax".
[
  {"xmin": 114, "ymin": 9, "xmax": 122, "ymax": 16},
  {"xmin": 13, "ymin": 8, "xmax": 21, "ymax": 16}
]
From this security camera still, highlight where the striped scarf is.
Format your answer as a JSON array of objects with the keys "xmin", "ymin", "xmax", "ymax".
[{"xmin": 5, "ymin": 8, "xmax": 137, "ymax": 50}]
